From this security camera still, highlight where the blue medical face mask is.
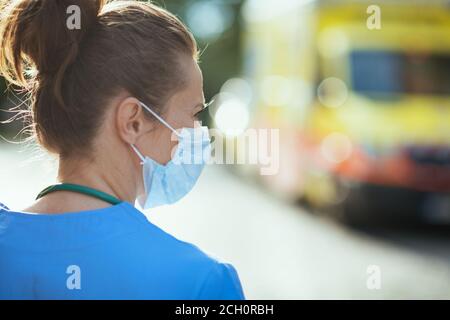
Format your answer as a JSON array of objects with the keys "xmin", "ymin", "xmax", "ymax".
[{"xmin": 131, "ymin": 102, "xmax": 211, "ymax": 210}]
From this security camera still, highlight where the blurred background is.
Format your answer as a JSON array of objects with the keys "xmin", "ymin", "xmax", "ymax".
[{"xmin": 1, "ymin": 0, "xmax": 450, "ymax": 299}]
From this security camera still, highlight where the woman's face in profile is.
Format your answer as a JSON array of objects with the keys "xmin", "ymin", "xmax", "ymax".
[{"xmin": 136, "ymin": 58, "xmax": 206, "ymax": 166}]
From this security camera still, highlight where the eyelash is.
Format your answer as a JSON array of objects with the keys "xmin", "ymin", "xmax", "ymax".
[
  {"xmin": 194, "ymin": 100, "xmax": 214, "ymax": 119},
  {"xmin": 194, "ymin": 106, "xmax": 207, "ymax": 119}
]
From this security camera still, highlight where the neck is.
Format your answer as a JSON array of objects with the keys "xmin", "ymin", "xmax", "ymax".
[{"xmin": 57, "ymin": 154, "xmax": 137, "ymax": 204}]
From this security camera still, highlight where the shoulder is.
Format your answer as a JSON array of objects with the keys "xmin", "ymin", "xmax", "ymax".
[
  {"xmin": 195, "ymin": 259, "xmax": 246, "ymax": 300},
  {"xmin": 145, "ymin": 224, "xmax": 246, "ymax": 300},
  {"xmin": 118, "ymin": 204, "xmax": 246, "ymax": 299},
  {"xmin": 133, "ymin": 213, "xmax": 225, "ymax": 266},
  {"xmin": 123, "ymin": 203, "xmax": 220, "ymax": 263}
]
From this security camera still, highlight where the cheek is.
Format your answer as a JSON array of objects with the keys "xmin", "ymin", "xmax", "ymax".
[
  {"xmin": 144, "ymin": 128, "xmax": 179, "ymax": 165},
  {"xmin": 165, "ymin": 131, "xmax": 179, "ymax": 153},
  {"xmin": 180, "ymin": 115, "xmax": 198, "ymax": 129},
  {"xmin": 169, "ymin": 110, "xmax": 197, "ymax": 130}
]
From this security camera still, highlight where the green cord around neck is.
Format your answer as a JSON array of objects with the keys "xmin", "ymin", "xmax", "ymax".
[{"xmin": 36, "ymin": 183, "xmax": 123, "ymax": 206}]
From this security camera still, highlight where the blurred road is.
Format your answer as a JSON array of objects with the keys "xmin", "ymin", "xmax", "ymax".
[{"xmin": 1, "ymin": 144, "xmax": 449, "ymax": 299}]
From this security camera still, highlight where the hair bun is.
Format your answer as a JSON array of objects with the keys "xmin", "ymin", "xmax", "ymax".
[{"xmin": 0, "ymin": 0, "xmax": 105, "ymax": 84}]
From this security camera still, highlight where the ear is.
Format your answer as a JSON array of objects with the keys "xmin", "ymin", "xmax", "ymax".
[{"xmin": 115, "ymin": 97, "xmax": 153, "ymax": 145}]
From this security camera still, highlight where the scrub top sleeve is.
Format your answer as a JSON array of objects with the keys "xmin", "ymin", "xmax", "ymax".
[{"xmin": 197, "ymin": 262, "xmax": 246, "ymax": 300}]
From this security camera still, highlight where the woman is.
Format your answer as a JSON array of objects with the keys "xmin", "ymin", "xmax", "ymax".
[{"xmin": 0, "ymin": 0, "xmax": 245, "ymax": 299}]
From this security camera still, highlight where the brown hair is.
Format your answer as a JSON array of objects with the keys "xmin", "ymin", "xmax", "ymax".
[{"xmin": 0, "ymin": 0, "xmax": 198, "ymax": 157}]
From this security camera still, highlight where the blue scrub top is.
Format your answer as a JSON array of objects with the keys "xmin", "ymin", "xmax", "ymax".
[{"xmin": 0, "ymin": 201, "xmax": 245, "ymax": 300}]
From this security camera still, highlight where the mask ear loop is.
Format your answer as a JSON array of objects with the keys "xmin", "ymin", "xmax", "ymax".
[
  {"xmin": 131, "ymin": 101, "xmax": 182, "ymax": 165},
  {"xmin": 139, "ymin": 101, "xmax": 181, "ymax": 137},
  {"xmin": 131, "ymin": 144, "xmax": 146, "ymax": 165}
]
